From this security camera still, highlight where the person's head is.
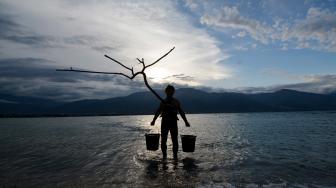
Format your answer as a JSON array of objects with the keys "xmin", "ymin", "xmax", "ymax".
[{"xmin": 165, "ymin": 85, "xmax": 175, "ymax": 97}]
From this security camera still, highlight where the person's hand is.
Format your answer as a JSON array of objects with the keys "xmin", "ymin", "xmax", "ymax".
[
  {"xmin": 185, "ymin": 121, "xmax": 190, "ymax": 127},
  {"xmin": 150, "ymin": 121, "xmax": 155, "ymax": 126}
]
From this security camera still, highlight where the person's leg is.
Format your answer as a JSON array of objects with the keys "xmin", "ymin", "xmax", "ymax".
[
  {"xmin": 170, "ymin": 121, "xmax": 178, "ymax": 159},
  {"xmin": 161, "ymin": 122, "xmax": 169, "ymax": 159}
]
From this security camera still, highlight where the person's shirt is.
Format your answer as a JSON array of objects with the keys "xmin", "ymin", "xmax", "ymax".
[{"xmin": 160, "ymin": 97, "xmax": 179, "ymax": 121}]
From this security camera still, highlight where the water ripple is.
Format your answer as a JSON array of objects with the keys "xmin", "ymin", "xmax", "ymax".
[{"xmin": 0, "ymin": 112, "xmax": 336, "ymax": 187}]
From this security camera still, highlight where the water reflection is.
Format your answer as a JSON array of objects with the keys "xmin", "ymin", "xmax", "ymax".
[
  {"xmin": 143, "ymin": 157, "xmax": 199, "ymax": 185},
  {"xmin": 145, "ymin": 160, "xmax": 159, "ymax": 180},
  {"xmin": 182, "ymin": 157, "xmax": 198, "ymax": 173}
]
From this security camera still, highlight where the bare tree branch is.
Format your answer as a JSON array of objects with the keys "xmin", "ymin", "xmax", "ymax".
[
  {"xmin": 104, "ymin": 55, "xmax": 132, "ymax": 71},
  {"xmin": 56, "ymin": 69, "xmax": 132, "ymax": 79},
  {"xmin": 57, "ymin": 47, "xmax": 175, "ymax": 103},
  {"xmin": 140, "ymin": 72, "xmax": 164, "ymax": 102},
  {"xmin": 145, "ymin": 46, "xmax": 175, "ymax": 69}
]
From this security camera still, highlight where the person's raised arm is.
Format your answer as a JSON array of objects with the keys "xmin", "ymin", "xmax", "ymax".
[
  {"xmin": 177, "ymin": 100, "xmax": 190, "ymax": 127},
  {"xmin": 151, "ymin": 103, "xmax": 163, "ymax": 126}
]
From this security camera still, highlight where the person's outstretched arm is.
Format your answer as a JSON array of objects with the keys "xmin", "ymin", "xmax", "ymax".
[
  {"xmin": 151, "ymin": 103, "xmax": 163, "ymax": 126},
  {"xmin": 177, "ymin": 100, "xmax": 190, "ymax": 127}
]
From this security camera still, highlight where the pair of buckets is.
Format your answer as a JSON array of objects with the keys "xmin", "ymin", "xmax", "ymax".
[{"xmin": 145, "ymin": 133, "xmax": 196, "ymax": 152}]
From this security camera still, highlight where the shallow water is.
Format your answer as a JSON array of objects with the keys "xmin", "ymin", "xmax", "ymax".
[{"xmin": 0, "ymin": 112, "xmax": 336, "ymax": 187}]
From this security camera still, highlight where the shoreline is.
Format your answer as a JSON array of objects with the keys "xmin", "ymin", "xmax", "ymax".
[{"xmin": 1, "ymin": 110, "xmax": 335, "ymax": 118}]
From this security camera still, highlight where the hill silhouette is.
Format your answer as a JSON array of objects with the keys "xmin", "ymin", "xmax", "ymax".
[{"xmin": 1, "ymin": 88, "xmax": 336, "ymax": 117}]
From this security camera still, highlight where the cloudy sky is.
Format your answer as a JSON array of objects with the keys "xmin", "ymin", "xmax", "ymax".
[{"xmin": 0, "ymin": 0, "xmax": 336, "ymax": 101}]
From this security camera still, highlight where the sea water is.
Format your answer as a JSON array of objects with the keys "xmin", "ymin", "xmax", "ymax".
[{"xmin": 0, "ymin": 112, "xmax": 335, "ymax": 187}]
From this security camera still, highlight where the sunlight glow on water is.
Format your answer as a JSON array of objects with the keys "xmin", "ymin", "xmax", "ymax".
[{"xmin": 0, "ymin": 112, "xmax": 336, "ymax": 187}]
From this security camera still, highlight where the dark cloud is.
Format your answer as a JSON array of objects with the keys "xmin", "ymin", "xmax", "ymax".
[
  {"xmin": 0, "ymin": 58, "xmax": 147, "ymax": 101},
  {"xmin": 0, "ymin": 57, "xmax": 201, "ymax": 101},
  {"xmin": 0, "ymin": 2, "xmax": 121, "ymax": 57},
  {"xmin": 0, "ymin": 2, "xmax": 22, "ymax": 35},
  {"xmin": 63, "ymin": 35, "xmax": 95, "ymax": 45},
  {"xmin": 63, "ymin": 36, "xmax": 121, "ymax": 52},
  {"xmin": 0, "ymin": 58, "xmax": 74, "ymax": 81},
  {"xmin": 274, "ymin": 75, "xmax": 336, "ymax": 94},
  {"xmin": 173, "ymin": 75, "xmax": 195, "ymax": 82},
  {"xmin": 235, "ymin": 75, "xmax": 336, "ymax": 94},
  {"xmin": 0, "ymin": 10, "xmax": 115, "ymax": 50},
  {"xmin": 0, "ymin": 9, "xmax": 58, "ymax": 48},
  {"xmin": 2, "ymin": 57, "xmax": 334, "ymax": 102},
  {"xmin": 3, "ymin": 35, "xmax": 57, "ymax": 47},
  {"xmin": 91, "ymin": 45, "xmax": 116, "ymax": 52},
  {"xmin": 0, "ymin": 58, "xmax": 123, "ymax": 83},
  {"xmin": 162, "ymin": 74, "xmax": 196, "ymax": 82},
  {"xmin": 0, "ymin": 15, "xmax": 21, "ymax": 35}
]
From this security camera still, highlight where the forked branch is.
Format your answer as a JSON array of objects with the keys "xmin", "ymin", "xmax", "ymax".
[{"xmin": 56, "ymin": 47, "xmax": 175, "ymax": 102}]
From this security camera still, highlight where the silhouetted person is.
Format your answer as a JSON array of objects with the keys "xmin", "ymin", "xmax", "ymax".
[{"xmin": 151, "ymin": 85, "xmax": 190, "ymax": 160}]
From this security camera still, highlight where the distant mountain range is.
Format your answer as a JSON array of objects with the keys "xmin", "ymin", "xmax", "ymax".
[{"xmin": 1, "ymin": 88, "xmax": 336, "ymax": 117}]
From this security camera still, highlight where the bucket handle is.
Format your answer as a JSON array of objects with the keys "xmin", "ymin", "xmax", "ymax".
[
  {"xmin": 184, "ymin": 122, "xmax": 196, "ymax": 136},
  {"xmin": 150, "ymin": 123, "xmax": 160, "ymax": 134}
]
